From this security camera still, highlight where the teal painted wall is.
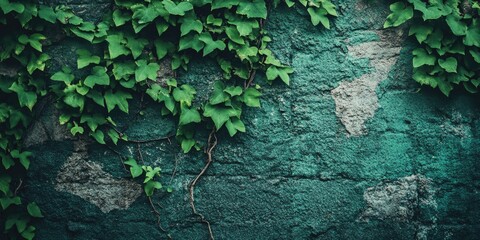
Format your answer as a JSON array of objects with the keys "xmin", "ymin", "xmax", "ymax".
[{"xmin": 22, "ymin": 0, "xmax": 480, "ymax": 239}]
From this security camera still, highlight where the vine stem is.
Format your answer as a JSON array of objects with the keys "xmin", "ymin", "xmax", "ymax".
[
  {"xmin": 147, "ymin": 196, "xmax": 169, "ymax": 234},
  {"xmin": 245, "ymin": 18, "xmax": 266, "ymax": 89},
  {"xmin": 188, "ymin": 129, "xmax": 217, "ymax": 240}
]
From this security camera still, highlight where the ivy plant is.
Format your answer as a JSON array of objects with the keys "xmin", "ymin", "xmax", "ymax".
[
  {"xmin": 385, "ymin": 0, "xmax": 480, "ymax": 96},
  {"xmin": 0, "ymin": 0, "xmax": 337, "ymax": 239}
]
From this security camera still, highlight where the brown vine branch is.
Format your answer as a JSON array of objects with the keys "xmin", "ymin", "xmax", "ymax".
[
  {"xmin": 14, "ymin": 179, "xmax": 23, "ymax": 196},
  {"xmin": 188, "ymin": 129, "xmax": 217, "ymax": 240},
  {"xmin": 127, "ymin": 134, "xmax": 174, "ymax": 144},
  {"xmin": 105, "ymin": 144, "xmax": 128, "ymax": 172},
  {"xmin": 148, "ymin": 196, "xmax": 169, "ymax": 235}
]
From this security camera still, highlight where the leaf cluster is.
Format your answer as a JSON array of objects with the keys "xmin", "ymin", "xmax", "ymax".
[
  {"xmin": 385, "ymin": 0, "xmax": 480, "ymax": 95},
  {"xmin": 0, "ymin": 0, "xmax": 336, "ymax": 239}
]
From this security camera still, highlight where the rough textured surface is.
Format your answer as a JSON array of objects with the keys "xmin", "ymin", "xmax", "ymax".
[
  {"xmin": 360, "ymin": 175, "xmax": 435, "ymax": 222},
  {"xmin": 332, "ymin": 30, "xmax": 404, "ymax": 136},
  {"xmin": 55, "ymin": 141, "xmax": 142, "ymax": 213},
  {"xmin": 21, "ymin": 0, "xmax": 480, "ymax": 239}
]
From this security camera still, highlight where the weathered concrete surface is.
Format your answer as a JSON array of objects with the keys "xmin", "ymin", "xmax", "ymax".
[
  {"xmin": 332, "ymin": 29, "xmax": 404, "ymax": 136},
  {"xmin": 55, "ymin": 141, "xmax": 142, "ymax": 213},
  {"xmin": 21, "ymin": 0, "xmax": 480, "ymax": 239}
]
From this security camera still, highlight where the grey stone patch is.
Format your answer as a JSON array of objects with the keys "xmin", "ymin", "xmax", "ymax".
[
  {"xmin": 332, "ymin": 30, "xmax": 404, "ymax": 136},
  {"xmin": 0, "ymin": 64, "xmax": 19, "ymax": 77},
  {"xmin": 157, "ymin": 58, "xmax": 174, "ymax": 81},
  {"xmin": 359, "ymin": 175, "xmax": 437, "ymax": 222},
  {"xmin": 55, "ymin": 141, "xmax": 142, "ymax": 213},
  {"xmin": 23, "ymin": 105, "xmax": 73, "ymax": 147},
  {"xmin": 440, "ymin": 111, "xmax": 472, "ymax": 138}
]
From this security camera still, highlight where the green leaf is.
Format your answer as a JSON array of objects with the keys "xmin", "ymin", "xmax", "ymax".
[
  {"xmin": 107, "ymin": 129, "xmax": 120, "ymax": 145},
  {"xmin": 469, "ymin": 49, "xmax": 480, "ymax": 63},
  {"xmin": 463, "ymin": 82, "xmax": 478, "ymax": 93},
  {"xmin": 413, "ymin": 67, "xmax": 438, "ymax": 88},
  {"xmin": 26, "ymin": 53, "xmax": 50, "ymax": 74},
  {"xmin": 384, "ymin": 2, "xmax": 413, "ymax": 28},
  {"xmin": 163, "ymin": 0, "xmax": 193, "ymax": 16},
  {"xmin": 0, "ymin": 196, "xmax": 21, "ymax": 210},
  {"xmin": 225, "ymin": 26, "xmax": 244, "ymax": 44},
  {"xmin": 307, "ymin": 7, "xmax": 330, "ymax": 28},
  {"xmin": 322, "ymin": 1, "xmax": 338, "ymax": 16},
  {"xmin": 173, "ymin": 84, "xmax": 196, "ymax": 106},
  {"xmin": 241, "ymin": 88, "xmax": 261, "ymax": 107},
  {"xmin": 437, "ymin": 78, "xmax": 453, "ymax": 96},
  {"xmin": 224, "ymin": 86, "xmax": 242, "ymax": 96},
  {"xmin": 203, "ymin": 103, "xmax": 241, "ymax": 130},
  {"xmin": 445, "ymin": 14, "xmax": 467, "ymax": 36},
  {"xmin": 237, "ymin": 0, "xmax": 267, "ymax": 19},
  {"xmin": 106, "ymin": 33, "xmax": 129, "ymax": 59},
  {"xmin": 211, "ymin": 0, "xmax": 238, "ymax": 10},
  {"xmin": 113, "ymin": 62, "xmax": 136, "ymax": 80},
  {"xmin": 181, "ymin": 17, "xmax": 203, "ymax": 36},
  {"xmin": 76, "ymin": 49, "xmax": 100, "ymax": 69},
  {"xmin": 438, "ymin": 57, "xmax": 457, "ymax": 73},
  {"xmin": 87, "ymin": 90, "xmax": 105, "ymax": 107},
  {"xmin": 38, "ymin": 5, "xmax": 57, "ymax": 23},
  {"xmin": 126, "ymin": 36, "xmax": 148, "ymax": 59},
  {"xmin": 70, "ymin": 26, "xmax": 95, "ymax": 42},
  {"xmin": 144, "ymin": 180, "xmax": 162, "ymax": 196},
  {"xmin": 9, "ymin": 82, "xmax": 37, "ymax": 111},
  {"xmin": 27, "ymin": 202, "xmax": 44, "ymax": 218},
  {"xmin": 63, "ymin": 93, "xmax": 85, "ymax": 111},
  {"xmin": 104, "ymin": 90, "xmax": 132, "ymax": 113},
  {"xmin": 209, "ymin": 81, "xmax": 230, "ymax": 105},
  {"xmin": 408, "ymin": 25, "xmax": 433, "ymax": 43},
  {"xmin": 20, "ymin": 226, "xmax": 35, "ymax": 240},
  {"xmin": 180, "ymin": 138, "xmax": 195, "ymax": 153},
  {"xmin": 266, "ymin": 66, "xmax": 293, "ymax": 85},
  {"xmin": 135, "ymin": 60, "xmax": 160, "ymax": 82},
  {"xmin": 229, "ymin": 19, "xmax": 258, "ymax": 36},
  {"xmin": 2, "ymin": 155, "xmax": 14, "ymax": 170},
  {"xmin": 124, "ymin": 157, "xmax": 143, "ymax": 178},
  {"xmin": 236, "ymin": 45, "xmax": 258, "ymax": 61},
  {"xmin": 0, "ymin": 175, "xmax": 11, "ymax": 195},
  {"xmin": 424, "ymin": 28, "xmax": 443, "ymax": 49},
  {"xmin": 90, "ymin": 130, "xmax": 106, "ymax": 144},
  {"xmin": 198, "ymin": 32, "xmax": 226, "ymax": 56},
  {"xmin": 132, "ymin": 3, "xmax": 166, "ymax": 24},
  {"xmin": 412, "ymin": 48, "xmax": 436, "ymax": 68},
  {"xmin": 0, "ymin": 0, "xmax": 25, "ymax": 14},
  {"xmin": 225, "ymin": 117, "xmax": 246, "ymax": 137},
  {"xmin": 178, "ymin": 33, "xmax": 205, "ymax": 52},
  {"xmin": 51, "ymin": 68, "xmax": 75, "ymax": 84},
  {"xmin": 84, "ymin": 66, "xmax": 110, "ymax": 88},
  {"xmin": 464, "ymin": 19, "xmax": 480, "ymax": 47},
  {"xmin": 154, "ymin": 39, "xmax": 174, "ymax": 59},
  {"xmin": 80, "ymin": 114, "xmax": 106, "ymax": 131},
  {"xmin": 179, "ymin": 105, "xmax": 201, "ymax": 125},
  {"xmin": 206, "ymin": 14, "xmax": 222, "ymax": 26},
  {"xmin": 112, "ymin": 9, "xmax": 131, "ymax": 26},
  {"xmin": 156, "ymin": 20, "xmax": 169, "ymax": 36},
  {"xmin": 70, "ymin": 122, "xmax": 84, "ymax": 136},
  {"xmin": 10, "ymin": 150, "xmax": 32, "ymax": 170}
]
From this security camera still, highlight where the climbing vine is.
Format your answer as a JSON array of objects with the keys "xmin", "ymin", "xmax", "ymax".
[
  {"xmin": 384, "ymin": 0, "xmax": 480, "ymax": 96},
  {"xmin": 0, "ymin": 0, "xmax": 336, "ymax": 239}
]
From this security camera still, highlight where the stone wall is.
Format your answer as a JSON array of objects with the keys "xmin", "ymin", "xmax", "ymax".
[{"xmin": 22, "ymin": 0, "xmax": 480, "ymax": 239}]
